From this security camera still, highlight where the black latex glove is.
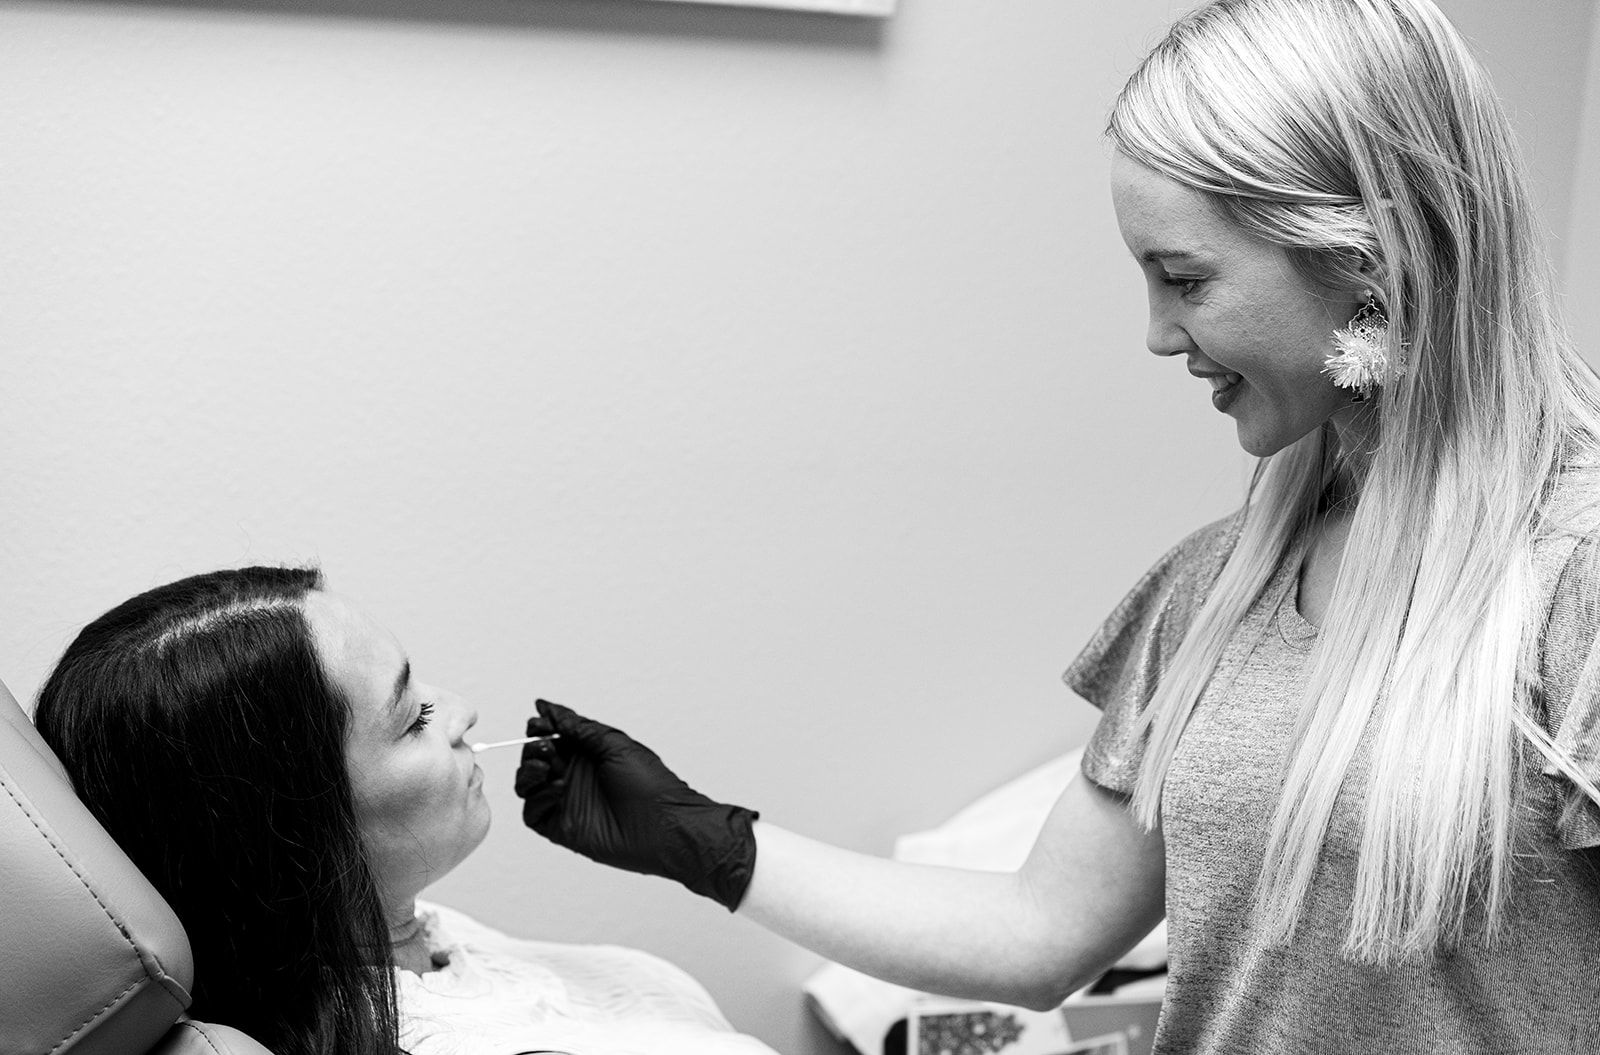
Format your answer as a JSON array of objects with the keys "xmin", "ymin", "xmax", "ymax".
[{"xmin": 514, "ymin": 699, "xmax": 760, "ymax": 912}]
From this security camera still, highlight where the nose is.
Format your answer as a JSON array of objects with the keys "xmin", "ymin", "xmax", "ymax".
[
  {"xmin": 1146, "ymin": 305, "xmax": 1195, "ymax": 358},
  {"xmin": 448, "ymin": 695, "xmax": 478, "ymax": 745}
]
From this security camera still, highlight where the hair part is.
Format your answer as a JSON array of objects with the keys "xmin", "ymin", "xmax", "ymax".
[
  {"xmin": 1108, "ymin": 0, "xmax": 1600, "ymax": 963},
  {"xmin": 33, "ymin": 567, "xmax": 404, "ymax": 1055}
]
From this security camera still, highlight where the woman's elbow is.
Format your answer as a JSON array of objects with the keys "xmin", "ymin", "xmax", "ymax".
[
  {"xmin": 1010, "ymin": 972, "xmax": 1088, "ymax": 1013},
  {"xmin": 1004, "ymin": 988, "xmax": 1065, "ymax": 1013},
  {"xmin": 982, "ymin": 957, "xmax": 1094, "ymax": 1012}
]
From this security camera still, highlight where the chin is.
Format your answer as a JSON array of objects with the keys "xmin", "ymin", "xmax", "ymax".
[
  {"xmin": 1235, "ymin": 426, "xmax": 1286, "ymax": 458},
  {"xmin": 1234, "ymin": 414, "xmax": 1321, "ymax": 459},
  {"xmin": 443, "ymin": 810, "xmax": 493, "ymax": 877},
  {"xmin": 459, "ymin": 800, "xmax": 493, "ymax": 857}
]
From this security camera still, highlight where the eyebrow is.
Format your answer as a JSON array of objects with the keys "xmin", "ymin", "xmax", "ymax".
[
  {"xmin": 1137, "ymin": 248, "xmax": 1204, "ymax": 265},
  {"xmin": 386, "ymin": 660, "xmax": 412, "ymax": 721}
]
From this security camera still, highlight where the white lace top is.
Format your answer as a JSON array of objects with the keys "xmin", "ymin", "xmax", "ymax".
[{"xmin": 396, "ymin": 900, "xmax": 780, "ymax": 1055}]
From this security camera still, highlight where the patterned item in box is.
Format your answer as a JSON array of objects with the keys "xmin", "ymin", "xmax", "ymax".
[{"xmin": 907, "ymin": 995, "xmax": 1162, "ymax": 1055}]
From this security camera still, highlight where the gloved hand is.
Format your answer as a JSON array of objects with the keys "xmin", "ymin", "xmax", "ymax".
[{"xmin": 515, "ymin": 699, "xmax": 760, "ymax": 912}]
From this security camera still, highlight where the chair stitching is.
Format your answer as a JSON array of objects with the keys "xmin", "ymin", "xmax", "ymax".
[
  {"xmin": 1, "ymin": 778, "xmax": 183, "ymax": 1049},
  {"xmin": 174, "ymin": 1021, "xmax": 227, "ymax": 1055},
  {"xmin": 1, "ymin": 779, "xmax": 143, "ymax": 948},
  {"xmin": 46, "ymin": 979, "xmax": 143, "ymax": 1055}
]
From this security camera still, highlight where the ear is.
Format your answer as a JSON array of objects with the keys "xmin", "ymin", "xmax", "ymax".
[{"xmin": 1354, "ymin": 253, "xmax": 1389, "ymax": 303}]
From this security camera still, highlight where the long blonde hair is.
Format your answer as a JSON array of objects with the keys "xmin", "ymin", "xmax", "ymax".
[{"xmin": 1108, "ymin": 0, "xmax": 1600, "ymax": 964}]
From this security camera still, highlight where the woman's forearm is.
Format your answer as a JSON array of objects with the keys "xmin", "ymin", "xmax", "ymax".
[
  {"xmin": 739, "ymin": 823, "xmax": 1072, "ymax": 1008},
  {"xmin": 737, "ymin": 773, "xmax": 1166, "ymax": 1011}
]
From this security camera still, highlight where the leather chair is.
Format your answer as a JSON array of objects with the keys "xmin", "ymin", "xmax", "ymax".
[{"xmin": 0, "ymin": 676, "xmax": 274, "ymax": 1055}]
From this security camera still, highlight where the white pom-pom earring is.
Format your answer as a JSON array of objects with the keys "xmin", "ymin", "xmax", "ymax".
[{"xmin": 1322, "ymin": 293, "xmax": 1404, "ymax": 403}]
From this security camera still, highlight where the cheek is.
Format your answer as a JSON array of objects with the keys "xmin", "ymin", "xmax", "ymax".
[
  {"xmin": 1266, "ymin": 293, "xmax": 1342, "ymax": 363},
  {"xmin": 352, "ymin": 771, "xmax": 408, "ymax": 838},
  {"xmin": 353, "ymin": 756, "xmax": 448, "ymax": 834},
  {"xmin": 1218, "ymin": 306, "xmax": 1337, "ymax": 386}
]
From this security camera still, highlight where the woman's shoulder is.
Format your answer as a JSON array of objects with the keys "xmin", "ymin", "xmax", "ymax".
[
  {"xmin": 1534, "ymin": 465, "xmax": 1600, "ymax": 611},
  {"xmin": 1531, "ymin": 468, "xmax": 1600, "ymax": 850},
  {"xmin": 1163, "ymin": 507, "xmax": 1247, "ymax": 567},
  {"xmin": 1539, "ymin": 460, "xmax": 1600, "ymax": 532},
  {"xmin": 1063, "ymin": 507, "xmax": 1245, "ymax": 708},
  {"xmin": 1115, "ymin": 507, "xmax": 1247, "ymax": 616}
]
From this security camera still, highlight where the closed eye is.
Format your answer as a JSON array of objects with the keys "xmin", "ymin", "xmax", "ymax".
[
  {"xmin": 408, "ymin": 701, "xmax": 434, "ymax": 735},
  {"xmin": 1162, "ymin": 274, "xmax": 1204, "ymax": 297}
]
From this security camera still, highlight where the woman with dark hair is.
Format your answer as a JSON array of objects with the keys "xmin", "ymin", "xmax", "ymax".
[{"xmin": 33, "ymin": 567, "xmax": 775, "ymax": 1055}]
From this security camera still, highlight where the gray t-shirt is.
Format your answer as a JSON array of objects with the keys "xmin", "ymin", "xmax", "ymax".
[{"xmin": 1065, "ymin": 490, "xmax": 1600, "ymax": 1054}]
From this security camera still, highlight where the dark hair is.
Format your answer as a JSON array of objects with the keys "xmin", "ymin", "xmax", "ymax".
[{"xmin": 33, "ymin": 566, "xmax": 402, "ymax": 1055}]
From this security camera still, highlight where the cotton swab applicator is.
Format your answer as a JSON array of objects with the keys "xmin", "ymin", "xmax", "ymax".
[{"xmin": 470, "ymin": 734, "xmax": 561, "ymax": 754}]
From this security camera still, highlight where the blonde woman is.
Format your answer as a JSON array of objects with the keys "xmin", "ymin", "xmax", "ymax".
[{"xmin": 514, "ymin": 0, "xmax": 1600, "ymax": 1050}]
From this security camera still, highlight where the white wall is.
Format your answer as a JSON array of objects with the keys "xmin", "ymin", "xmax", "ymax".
[
  {"xmin": 0, "ymin": 3, "xmax": 1592, "ymax": 1054},
  {"xmin": 1442, "ymin": 0, "xmax": 1597, "ymax": 252},
  {"xmin": 1564, "ymin": 2, "xmax": 1600, "ymax": 363}
]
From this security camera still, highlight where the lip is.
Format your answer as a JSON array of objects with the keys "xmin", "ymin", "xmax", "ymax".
[
  {"xmin": 469, "ymin": 764, "xmax": 483, "ymax": 789},
  {"xmin": 1210, "ymin": 375, "xmax": 1244, "ymax": 412},
  {"xmin": 1189, "ymin": 367, "xmax": 1244, "ymax": 411}
]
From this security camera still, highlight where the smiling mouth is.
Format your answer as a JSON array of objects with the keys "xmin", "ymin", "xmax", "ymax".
[{"xmin": 1208, "ymin": 373, "xmax": 1244, "ymax": 409}]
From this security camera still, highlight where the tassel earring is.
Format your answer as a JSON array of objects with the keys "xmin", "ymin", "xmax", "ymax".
[{"xmin": 1322, "ymin": 294, "xmax": 1404, "ymax": 403}]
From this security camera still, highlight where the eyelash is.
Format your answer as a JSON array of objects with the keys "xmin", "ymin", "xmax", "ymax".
[
  {"xmin": 1163, "ymin": 275, "xmax": 1204, "ymax": 297},
  {"xmin": 408, "ymin": 701, "xmax": 434, "ymax": 735}
]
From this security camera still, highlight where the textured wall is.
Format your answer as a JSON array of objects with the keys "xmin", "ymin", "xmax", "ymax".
[{"xmin": 0, "ymin": 2, "xmax": 1592, "ymax": 1053}]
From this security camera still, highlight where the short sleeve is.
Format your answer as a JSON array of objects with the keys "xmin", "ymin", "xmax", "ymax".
[
  {"xmin": 1537, "ymin": 531, "xmax": 1600, "ymax": 850},
  {"xmin": 1064, "ymin": 512, "xmax": 1243, "ymax": 794}
]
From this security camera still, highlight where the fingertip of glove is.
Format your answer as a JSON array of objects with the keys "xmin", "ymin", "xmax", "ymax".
[{"xmin": 538, "ymin": 698, "xmax": 605, "ymax": 741}]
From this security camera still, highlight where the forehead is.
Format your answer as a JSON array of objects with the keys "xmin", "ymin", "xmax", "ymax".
[
  {"xmin": 1110, "ymin": 152, "xmax": 1242, "ymax": 257},
  {"xmin": 301, "ymin": 591, "xmax": 405, "ymax": 718}
]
